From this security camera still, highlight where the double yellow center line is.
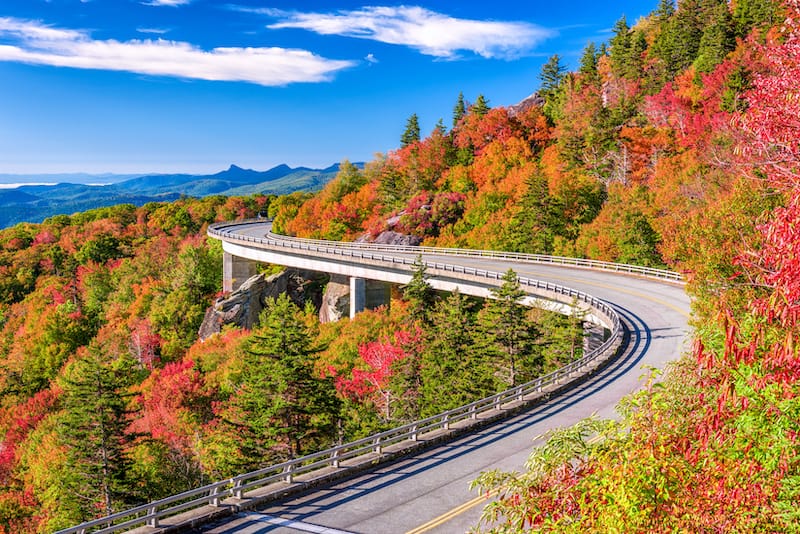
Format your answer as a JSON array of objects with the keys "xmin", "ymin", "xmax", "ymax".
[{"xmin": 405, "ymin": 490, "xmax": 496, "ymax": 534}]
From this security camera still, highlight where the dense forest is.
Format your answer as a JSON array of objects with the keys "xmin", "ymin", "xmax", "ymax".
[{"xmin": 0, "ymin": 0, "xmax": 798, "ymax": 530}]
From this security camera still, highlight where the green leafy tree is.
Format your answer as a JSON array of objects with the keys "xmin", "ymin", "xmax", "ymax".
[
  {"xmin": 225, "ymin": 294, "xmax": 339, "ymax": 467},
  {"xmin": 401, "ymin": 113, "xmax": 421, "ymax": 148},
  {"xmin": 169, "ymin": 240, "xmax": 221, "ymax": 300},
  {"xmin": 75, "ymin": 234, "xmax": 124, "ymax": 265},
  {"xmin": 328, "ymin": 160, "xmax": 367, "ymax": 202}
]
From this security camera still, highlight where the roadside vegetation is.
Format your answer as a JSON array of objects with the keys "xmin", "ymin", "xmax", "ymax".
[{"xmin": 1, "ymin": 0, "xmax": 799, "ymax": 530}]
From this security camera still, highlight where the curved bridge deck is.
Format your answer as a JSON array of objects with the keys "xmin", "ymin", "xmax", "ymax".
[{"xmin": 59, "ymin": 220, "xmax": 690, "ymax": 534}]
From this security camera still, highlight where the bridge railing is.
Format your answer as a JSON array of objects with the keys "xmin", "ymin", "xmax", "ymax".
[
  {"xmin": 58, "ymin": 220, "xmax": 626, "ymax": 534},
  {"xmin": 207, "ymin": 219, "xmax": 684, "ymax": 283},
  {"xmin": 58, "ymin": 329, "xmax": 619, "ymax": 534}
]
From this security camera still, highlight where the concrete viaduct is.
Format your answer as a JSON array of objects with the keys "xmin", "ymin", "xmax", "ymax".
[{"xmin": 59, "ymin": 219, "xmax": 690, "ymax": 534}]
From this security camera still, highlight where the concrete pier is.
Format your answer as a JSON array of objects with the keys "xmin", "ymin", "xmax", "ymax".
[
  {"xmin": 223, "ymin": 252, "xmax": 258, "ymax": 293},
  {"xmin": 349, "ymin": 277, "xmax": 365, "ymax": 318}
]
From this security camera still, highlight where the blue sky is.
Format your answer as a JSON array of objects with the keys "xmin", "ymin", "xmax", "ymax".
[{"xmin": 0, "ymin": 1, "xmax": 655, "ymax": 174}]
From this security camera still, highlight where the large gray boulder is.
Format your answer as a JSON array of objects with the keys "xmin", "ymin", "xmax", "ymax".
[
  {"xmin": 198, "ymin": 271, "xmax": 288, "ymax": 341},
  {"xmin": 356, "ymin": 230, "xmax": 422, "ymax": 246},
  {"xmin": 199, "ymin": 269, "xmax": 329, "ymax": 340},
  {"xmin": 319, "ymin": 274, "xmax": 350, "ymax": 323}
]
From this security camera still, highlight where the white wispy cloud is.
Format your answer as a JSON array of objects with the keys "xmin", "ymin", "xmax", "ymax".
[
  {"xmin": 142, "ymin": 0, "xmax": 191, "ymax": 6},
  {"xmin": 137, "ymin": 27, "xmax": 170, "ymax": 35},
  {"xmin": 0, "ymin": 18, "xmax": 355, "ymax": 86},
  {"xmin": 264, "ymin": 6, "xmax": 554, "ymax": 59}
]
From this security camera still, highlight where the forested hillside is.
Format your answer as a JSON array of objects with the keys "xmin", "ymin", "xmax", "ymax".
[
  {"xmin": 0, "ymin": 0, "xmax": 798, "ymax": 531},
  {"xmin": 276, "ymin": 0, "xmax": 800, "ymax": 529}
]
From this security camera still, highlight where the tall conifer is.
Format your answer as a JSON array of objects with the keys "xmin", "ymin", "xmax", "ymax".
[
  {"xmin": 227, "ymin": 294, "xmax": 339, "ymax": 466},
  {"xmin": 477, "ymin": 269, "xmax": 541, "ymax": 387},
  {"xmin": 57, "ymin": 347, "xmax": 137, "ymax": 519}
]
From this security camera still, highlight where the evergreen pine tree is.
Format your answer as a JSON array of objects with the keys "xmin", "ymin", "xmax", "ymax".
[
  {"xmin": 477, "ymin": 270, "xmax": 541, "ymax": 387},
  {"xmin": 540, "ymin": 54, "xmax": 567, "ymax": 97},
  {"xmin": 471, "ymin": 94, "xmax": 490, "ymax": 117},
  {"xmin": 227, "ymin": 294, "xmax": 339, "ymax": 466},
  {"xmin": 452, "ymin": 91, "xmax": 466, "ymax": 128},
  {"xmin": 608, "ymin": 16, "xmax": 632, "ymax": 77},
  {"xmin": 578, "ymin": 42, "xmax": 599, "ymax": 84},
  {"xmin": 434, "ymin": 118, "xmax": 447, "ymax": 136},
  {"xmin": 500, "ymin": 171, "xmax": 563, "ymax": 254},
  {"xmin": 733, "ymin": 0, "xmax": 781, "ymax": 38},
  {"xmin": 57, "ymin": 347, "xmax": 138, "ymax": 519},
  {"xmin": 653, "ymin": 0, "xmax": 675, "ymax": 21},
  {"xmin": 538, "ymin": 301, "xmax": 587, "ymax": 370},
  {"xmin": 694, "ymin": 2, "xmax": 736, "ymax": 73},
  {"xmin": 401, "ymin": 113, "xmax": 421, "ymax": 148},
  {"xmin": 623, "ymin": 30, "xmax": 648, "ymax": 80},
  {"xmin": 403, "ymin": 255, "xmax": 435, "ymax": 325},
  {"xmin": 419, "ymin": 291, "xmax": 493, "ymax": 415},
  {"xmin": 720, "ymin": 65, "xmax": 751, "ymax": 113},
  {"xmin": 651, "ymin": 0, "xmax": 722, "ymax": 78}
]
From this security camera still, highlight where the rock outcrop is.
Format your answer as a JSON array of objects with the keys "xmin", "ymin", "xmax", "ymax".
[
  {"xmin": 198, "ymin": 272, "xmax": 284, "ymax": 341},
  {"xmin": 319, "ymin": 274, "xmax": 350, "ymax": 323},
  {"xmin": 355, "ymin": 230, "xmax": 422, "ymax": 246},
  {"xmin": 198, "ymin": 269, "xmax": 327, "ymax": 341},
  {"xmin": 508, "ymin": 92, "xmax": 545, "ymax": 117},
  {"xmin": 372, "ymin": 231, "xmax": 422, "ymax": 246}
]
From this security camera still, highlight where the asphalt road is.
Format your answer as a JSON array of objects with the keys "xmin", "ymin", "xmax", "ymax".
[{"xmin": 201, "ymin": 224, "xmax": 690, "ymax": 534}]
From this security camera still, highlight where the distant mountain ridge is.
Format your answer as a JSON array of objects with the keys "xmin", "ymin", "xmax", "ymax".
[{"xmin": 0, "ymin": 163, "xmax": 353, "ymax": 228}]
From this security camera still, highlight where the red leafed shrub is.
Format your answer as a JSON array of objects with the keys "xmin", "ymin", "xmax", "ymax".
[
  {"xmin": 0, "ymin": 388, "xmax": 60, "ymax": 483},
  {"xmin": 129, "ymin": 359, "xmax": 205, "ymax": 452},
  {"xmin": 395, "ymin": 191, "xmax": 466, "ymax": 238}
]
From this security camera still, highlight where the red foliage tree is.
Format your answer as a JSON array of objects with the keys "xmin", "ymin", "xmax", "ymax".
[
  {"xmin": 335, "ymin": 330, "xmax": 419, "ymax": 420},
  {"xmin": 0, "ymin": 387, "xmax": 60, "ymax": 484},
  {"xmin": 129, "ymin": 359, "xmax": 206, "ymax": 453}
]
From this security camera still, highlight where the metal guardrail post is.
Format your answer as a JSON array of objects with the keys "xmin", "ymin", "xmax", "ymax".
[{"xmin": 147, "ymin": 507, "xmax": 158, "ymax": 528}]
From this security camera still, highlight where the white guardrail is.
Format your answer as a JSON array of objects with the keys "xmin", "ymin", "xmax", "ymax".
[
  {"xmin": 58, "ymin": 219, "xmax": 678, "ymax": 534},
  {"xmin": 218, "ymin": 219, "xmax": 685, "ymax": 283}
]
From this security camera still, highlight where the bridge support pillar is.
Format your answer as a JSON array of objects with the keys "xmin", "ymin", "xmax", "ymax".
[
  {"xmin": 350, "ymin": 277, "xmax": 366, "ymax": 318},
  {"xmin": 583, "ymin": 323, "xmax": 609, "ymax": 353},
  {"xmin": 223, "ymin": 252, "xmax": 258, "ymax": 293}
]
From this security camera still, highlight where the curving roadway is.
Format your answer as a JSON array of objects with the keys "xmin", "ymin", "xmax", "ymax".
[{"xmin": 201, "ymin": 221, "xmax": 691, "ymax": 534}]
